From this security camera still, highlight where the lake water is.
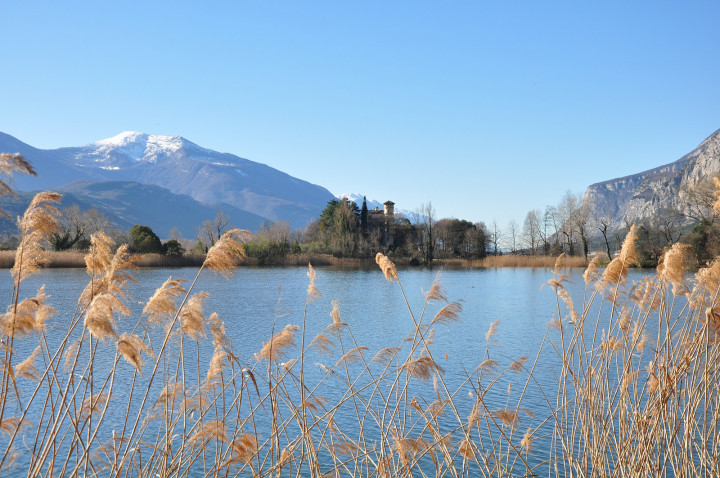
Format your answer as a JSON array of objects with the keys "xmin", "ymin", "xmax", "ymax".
[{"xmin": 1, "ymin": 265, "xmax": 653, "ymax": 475}]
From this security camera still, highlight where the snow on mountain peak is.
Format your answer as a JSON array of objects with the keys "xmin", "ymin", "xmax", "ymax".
[
  {"xmin": 94, "ymin": 131, "xmax": 148, "ymax": 147},
  {"xmin": 89, "ymin": 131, "xmax": 186, "ymax": 163}
]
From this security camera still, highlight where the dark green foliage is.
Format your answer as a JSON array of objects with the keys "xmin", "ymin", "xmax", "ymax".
[
  {"xmin": 129, "ymin": 225, "xmax": 164, "ymax": 254},
  {"xmin": 243, "ymin": 238, "xmax": 288, "ymax": 265},
  {"xmin": 687, "ymin": 219, "xmax": 720, "ymax": 267},
  {"xmin": 50, "ymin": 227, "xmax": 84, "ymax": 251},
  {"xmin": 163, "ymin": 239, "xmax": 185, "ymax": 256},
  {"xmin": 360, "ymin": 196, "xmax": 368, "ymax": 234}
]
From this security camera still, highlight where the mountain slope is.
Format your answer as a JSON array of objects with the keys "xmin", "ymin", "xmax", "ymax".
[
  {"xmin": 585, "ymin": 128, "xmax": 720, "ymax": 229},
  {"xmin": 0, "ymin": 181, "xmax": 267, "ymax": 238},
  {"xmin": 0, "ymin": 131, "xmax": 334, "ymax": 229}
]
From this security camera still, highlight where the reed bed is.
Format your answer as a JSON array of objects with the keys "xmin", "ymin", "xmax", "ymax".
[
  {"xmin": 1, "ymin": 192, "xmax": 720, "ymax": 477},
  {"xmin": 476, "ymin": 254, "xmax": 589, "ymax": 268},
  {"xmin": 0, "ymin": 251, "xmax": 208, "ymax": 269}
]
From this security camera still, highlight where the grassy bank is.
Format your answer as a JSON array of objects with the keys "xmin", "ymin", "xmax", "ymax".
[{"xmin": 0, "ymin": 250, "xmax": 588, "ymax": 269}]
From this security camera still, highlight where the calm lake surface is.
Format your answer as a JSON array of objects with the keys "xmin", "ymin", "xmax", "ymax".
[{"xmin": 1, "ymin": 265, "xmax": 653, "ymax": 475}]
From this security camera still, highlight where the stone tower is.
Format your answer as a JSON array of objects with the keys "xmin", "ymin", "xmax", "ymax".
[{"xmin": 383, "ymin": 201, "xmax": 395, "ymax": 246}]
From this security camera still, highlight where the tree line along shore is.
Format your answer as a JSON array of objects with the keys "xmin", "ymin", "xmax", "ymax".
[
  {"xmin": 4, "ymin": 152, "xmax": 720, "ymax": 269},
  {"xmin": 0, "ymin": 250, "xmax": 589, "ymax": 269}
]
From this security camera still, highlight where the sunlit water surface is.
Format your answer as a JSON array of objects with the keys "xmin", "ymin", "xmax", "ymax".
[{"xmin": 1, "ymin": 265, "xmax": 654, "ymax": 476}]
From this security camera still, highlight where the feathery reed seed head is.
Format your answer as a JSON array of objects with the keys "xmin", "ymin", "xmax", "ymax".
[
  {"xmin": 117, "ymin": 333, "xmax": 153, "ymax": 373},
  {"xmin": 203, "ymin": 228, "xmax": 252, "ymax": 278},
  {"xmin": 180, "ymin": 292, "xmax": 209, "ymax": 340},
  {"xmin": 255, "ymin": 324, "xmax": 299, "ymax": 361},
  {"xmin": 143, "ymin": 277, "xmax": 187, "ymax": 327},
  {"xmin": 12, "ymin": 192, "xmax": 62, "ymax": 283},
  {"xmin": 306, "ymin": 263, "xmax": 321, "ymax": 302},
  {"xmin": 375, "ymin": 252, "xmax": 398, "ymax": 282}
]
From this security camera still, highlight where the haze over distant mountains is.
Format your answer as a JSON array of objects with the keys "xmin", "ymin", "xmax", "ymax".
[
  {"xmin": 585, "ymin": 128, "xmax": 720, "ymax": 230},
  {"xmin": 0, "ymin": 131, "xmax": 336, "ymax": 234}
]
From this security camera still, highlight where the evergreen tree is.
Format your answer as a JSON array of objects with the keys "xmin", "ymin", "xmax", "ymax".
[
  {"xmin": 129, "ymin": 225, "xmax": 164, "ymax": 254},
  {"xmin": 361, "ymin": 196, "xmax": 368, "ymax": 234}
]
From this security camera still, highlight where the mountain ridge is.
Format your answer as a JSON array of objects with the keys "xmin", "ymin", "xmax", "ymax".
[
  {"xmin": 0, "ymin": 131, "xmax": 335, "ymax": 229},
  {"xmin": 585, "ymin": 128, "xmax": 720, "ymax": 229}
]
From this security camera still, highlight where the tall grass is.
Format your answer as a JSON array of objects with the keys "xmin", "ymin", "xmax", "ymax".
[{"xmin": 1, "ymin": 193, "xmax": 719, "ymax": 476}]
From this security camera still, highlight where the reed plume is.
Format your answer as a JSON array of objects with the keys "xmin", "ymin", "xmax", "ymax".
[
  {"xmin": 600, "ymin": 224, "xmax": 638, "ymax": 287},
  {"xmin": 116, "ymin": 333, "xmax": 153, "ymax": 373},
  {"xmin": 84, "ymin": 292, "xmax": 130, "ymax": 342},
  {"xmin": 180, "ymin": 292, "xmax": 209, "ymax": 340},
  {"xmin": 12, "ymin": 192, "xmax": 62, "ymax": 284},
  {"xmin": 583, "ymin": 253, "xmax": 603, "ymax": 285},
  {"xmin": 306, "ymin": 263, "xmax": 321, "ymax": 303},
  {"xmin": 401, "ymin": 354, "xmax": 444, "ymax": 380},
  {"xmin": 0, "ymin": 417, "xmax": 32, "ymax": 439},
  {"xmin": 14, "ymin": 346, "xmax": 42, "ymax": 380},
  {"xmin": 203, "ymin": 228, "xmax": 252, "ymax": 278},
  {"xmin": 1, "ymin": 286, "xmax": 54, "ymax": 337},
  {"xmin": 206, "ymin": 347, "xmax": 228, "ymax": 383},
  {"xmin": 657, "ymin": 242, "xmax": 691, "ymax": 295},
  {"xmin": 375, "ymin": 252, "xmax": 398, "ymax": 282},
  {"xmin": 431, "ymin": 301, "xmax": 462, "ymax": 327},
  {"xmin": 424, "ymin": 275, "xmax": 448, "ymax": 303},
  {"xmin": 486, "ymin": 320, "xmax": 500, "ymax": 343},
  {"xmin": 255, "ymin": 324, "xmax": 299, "ymax": 361},
  {"xmin": 0, "ymin": 153, "xmax": 36, "ymax": 200},
  {"xmin": 143, "ymin": 277, "xmax": 186, "ymax": 327}
]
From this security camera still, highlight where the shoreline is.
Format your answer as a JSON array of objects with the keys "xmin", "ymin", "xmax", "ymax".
[{"xmin": 0, "ymin": 250, "xmax": 590, "ymax": 269}]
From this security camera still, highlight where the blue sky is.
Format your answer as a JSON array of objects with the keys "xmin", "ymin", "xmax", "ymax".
[{"xmin": 1, "ymin": 1, "xmax": 719, "ymax": 227}]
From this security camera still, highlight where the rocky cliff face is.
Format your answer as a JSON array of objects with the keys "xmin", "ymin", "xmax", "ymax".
[{"xmin": 585, "ymin": 128, "xmax": 720, "ymax": 229}]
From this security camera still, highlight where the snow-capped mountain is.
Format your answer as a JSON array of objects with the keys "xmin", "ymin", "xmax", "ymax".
[{"xmin": 1, "ymin": 131, "xmax": 335, "ymax": 229}]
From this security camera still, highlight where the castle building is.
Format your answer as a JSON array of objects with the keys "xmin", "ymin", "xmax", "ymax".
[{"xmin": 366, "ymin": 200, "xmax": 395, "ymax": 246}]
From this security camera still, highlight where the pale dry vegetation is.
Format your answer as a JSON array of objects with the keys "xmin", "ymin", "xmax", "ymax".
[{"xmin": 2, "ymin": 192, "xmax": 720, "ymax": 477}]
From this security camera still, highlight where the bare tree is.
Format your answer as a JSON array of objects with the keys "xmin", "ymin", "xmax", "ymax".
[
  {"xmin": 544, "ymin": 205, "xmax": 560, "ymax": 253},
  {"xmin": 506, "ymin": 219, "xmax": 519, "ymax": 254},
  {"xmin": 522, "ymin": 210, "xmax": 542, "ymax": 255},
  {"xmin": 416, "ymin": 203, "xmax": 436, "ymax": 264},
  {"xmin": 199, "ymin": 210, "xmax": 231, "ymax": 247},
  {"xmin": 597, "ymin": 218, "xmax": 614, "ymax": 260},
  {"xmin": 51, "ymin": 206, "xmax": 115, "ymax": 251},
  {"xmin": 490, "ymin": 220, "xmax": 503, "ymax": 256},
  {"xmin": 169, "ymin": 227, "xmax": 182, "ymax": 241},
  {"xmin": 557, "ymin": 191, "xmax": 580, "ymax": 256},
  {"xmin": 573, "ymin": 197, "xmax": 592, "ymax": 260}
]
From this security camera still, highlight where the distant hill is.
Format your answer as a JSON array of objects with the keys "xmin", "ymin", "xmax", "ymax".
[
  {"xmin": 0, "ymin": 181, "xmax": 267, "ymax": 238},
  {"xmin": 0, "ymin": 131, "xmax": 335, "ymax": 230},
  {"xmin": 585, "ymin": 128, "xmax": 720, "ymax": 230}
]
